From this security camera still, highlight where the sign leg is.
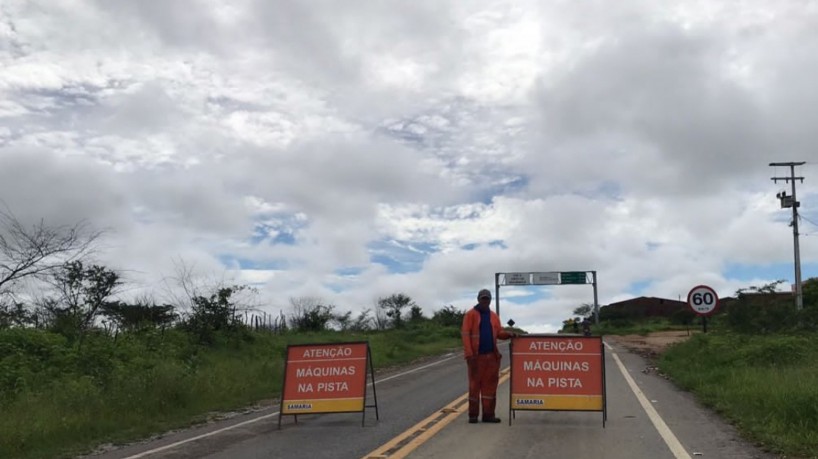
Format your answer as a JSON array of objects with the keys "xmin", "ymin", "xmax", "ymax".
[{"xmin": 369, "ymin": 346, "xmax": 380, "ymax": 420}]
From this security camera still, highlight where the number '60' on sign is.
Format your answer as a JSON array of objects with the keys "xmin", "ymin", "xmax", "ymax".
[{"xmin": 687, "ymin": 285, "xmax": 719, "ymax": 316}]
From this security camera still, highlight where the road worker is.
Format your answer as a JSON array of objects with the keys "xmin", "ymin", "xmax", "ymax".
[{"xmin": 461, "ymin": 288, "xmax": 514, "ymax": 423}]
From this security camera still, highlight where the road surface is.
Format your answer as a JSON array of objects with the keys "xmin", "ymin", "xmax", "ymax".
[{"xmin": 86, "ymin": 341, "xmax": 775, "ymax": 459}]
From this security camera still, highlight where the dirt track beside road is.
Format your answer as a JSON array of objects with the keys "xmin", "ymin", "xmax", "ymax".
[{"xmin": 606, "ymin": 330, "xmax": 696, "ymax": 358}]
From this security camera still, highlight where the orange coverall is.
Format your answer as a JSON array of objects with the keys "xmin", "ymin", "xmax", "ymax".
[{"xmin": 461, "ymin": 307, "xmax": 511, "ymax": 420}]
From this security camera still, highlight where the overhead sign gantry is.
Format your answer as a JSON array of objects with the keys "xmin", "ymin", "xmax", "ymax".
[{"xmin": 494, "ymin": 271, "xmax": 600, "ymax": 324}]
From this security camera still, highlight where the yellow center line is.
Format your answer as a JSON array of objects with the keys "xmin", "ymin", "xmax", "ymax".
[{"xmin": 362, "ymin": 368, "xmax": 511, "ymax": 459}]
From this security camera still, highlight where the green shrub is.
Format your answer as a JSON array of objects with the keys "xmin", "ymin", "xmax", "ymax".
[
  {"xmin": 0, "ymin": 324, "xmax": 462, "ymax": 459},
  {"xmin": 734, "ymin": 336, "xmax": 810, "ymax": 367},
  {"xmin": 660, "ymin": 332, "xmax": 818, "ymax": 457}
]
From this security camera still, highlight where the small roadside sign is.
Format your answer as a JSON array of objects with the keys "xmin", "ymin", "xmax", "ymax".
[{"xmin": 687, "ymin": 285, "xmax": 719, "ymax": 316}]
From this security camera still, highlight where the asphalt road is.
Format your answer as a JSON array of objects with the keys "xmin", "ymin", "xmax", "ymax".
[
  {"xmin": 87, "ymin": 345, "xmax": 501, "ymax": 459},
  {"xmin": 87, "ymin": 341, "xmax": 775, "ymax": 459},
  {"xmin": 409, "ymin": 341, "xmax": 775, "ymax": 459}
]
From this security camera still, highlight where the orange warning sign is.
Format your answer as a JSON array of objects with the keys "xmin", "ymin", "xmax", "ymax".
[
  {"xmin": 510, "ymin": 335, "xmax": 605, "ymax": 412},
  {"xmin": 281, "ymin": 342, "xmax": 369, "ymax": 415}
]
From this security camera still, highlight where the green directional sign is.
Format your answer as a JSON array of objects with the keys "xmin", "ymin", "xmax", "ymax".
[{"xmin": 560, "ymin": 271, "xmax": 587, "ymax": 284}]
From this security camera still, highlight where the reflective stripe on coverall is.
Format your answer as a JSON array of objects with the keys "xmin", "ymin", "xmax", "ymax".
[{"xmin": 467, "ymin": 353, "xmax": 501, "ymax": 418}]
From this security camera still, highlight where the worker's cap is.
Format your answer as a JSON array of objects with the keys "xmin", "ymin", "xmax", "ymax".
[{"xmin": 477, "ymin": 289, "xmax": 492, "ymax": 300}]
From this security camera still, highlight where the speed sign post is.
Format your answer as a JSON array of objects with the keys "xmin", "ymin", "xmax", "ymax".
[{"xmin": 687, "ymin": 285, "xmax": 719, "ymax": 333}]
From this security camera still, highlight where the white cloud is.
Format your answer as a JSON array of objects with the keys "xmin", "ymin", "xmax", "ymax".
[{"xmin": 1, "ymin": 0, "xmax": 817, "ymax": 332}]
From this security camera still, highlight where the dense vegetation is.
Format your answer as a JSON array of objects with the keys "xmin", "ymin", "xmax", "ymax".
[
  {"xmin": 568, "ymin": 278, "xmax": 818, "ymax": 458},
  {"xmin": 654, "ymin": 280, "xmax": 818, "ymax": 457},
  {"xmin": 562, "ymin": 278, "xmax": 818, "ymax": 336},
  {"xmin": 0, "ymin": 210, "xmax": 475, "ymax": 458},
  {"xmin": 3, "ymin": 210, "xmax": 818, "ymax": 458},
  {"xmin": 661, "ymin": 332, "xmax": 818, "ymax": 457},
  {"xmin": 0, "ymin": 323, "xmax": 464, "ymax": 459}
]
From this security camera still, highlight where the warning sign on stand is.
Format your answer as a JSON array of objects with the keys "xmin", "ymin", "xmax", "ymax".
[
  {"xmin": 509, "ymin": 335, "xmax": 606, "ymax": 425},
  {"xmin": 279, "ymin": 341, "xmax": 378, "ymax": 427}
]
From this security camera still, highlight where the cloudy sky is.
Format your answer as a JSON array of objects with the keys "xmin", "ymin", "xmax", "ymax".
[{"xmin": 1, "ymin": 0, "xmax": 817, "ymax": 332}]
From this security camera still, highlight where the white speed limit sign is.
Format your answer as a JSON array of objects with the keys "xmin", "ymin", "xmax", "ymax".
[{"xmin": 687, "ymin": 285, "xmax": 719, "ymax": 316}]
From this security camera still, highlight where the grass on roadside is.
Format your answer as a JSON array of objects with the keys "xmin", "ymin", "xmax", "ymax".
[
  {"xmin": 587, "ymin": 318, "xmax": 693, "ymax": 336},
  {"xmin": 0, "ymin": 324, "xmax": 461, "ymax": 459},
  {"xmin": 659, "ymin": 332, "xmax": 818, "ymax": 457}
]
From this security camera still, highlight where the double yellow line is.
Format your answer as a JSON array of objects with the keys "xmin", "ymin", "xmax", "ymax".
[{"xmin": 362, "ymin": 368, "xmax": 511, "ymax": 459}]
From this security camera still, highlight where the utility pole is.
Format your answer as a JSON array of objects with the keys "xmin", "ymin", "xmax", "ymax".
[{"xmin": 770, "ymin": 161, "xmax": 806, "ymax": 310}]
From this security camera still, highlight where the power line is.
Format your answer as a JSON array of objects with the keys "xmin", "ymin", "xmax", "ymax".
[
  {"xmin": 799, "ymin": 214, "xmax": 818, "ymax": 236},
  {"xmin": 801, "ymin": 213, "xmax": 818, "ymax": 229}
]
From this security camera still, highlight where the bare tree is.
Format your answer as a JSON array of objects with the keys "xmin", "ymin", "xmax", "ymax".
[
  {"xmin": 373, "ymin": 300, "xmax": 390, "ymax": 330},
  {"xmin": 159, "ymin": 258, "xmax": 200, "ymax": 316},
  {"xmin": 0, "ymin": 206, "xmax": 100, "ymax": 295},
  {"xmin": 289, "ymin": 296, "xmax": 334, "ymax": 331},
  {"xmin": 333, "ymin": 310, "xmax": 353, "ymax": 331},
  {"xmin": 350, "ymin": 308, "xmax": 373, "ymax": 331},
  {"xmin": 378, "ymin": 293, "xmax": 416, "ymax": 329},
  {"xmin": 159, "ymin": 257, "xmax": 260, "ymax": 322}
]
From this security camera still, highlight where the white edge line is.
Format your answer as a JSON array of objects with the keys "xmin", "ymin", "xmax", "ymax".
[
  {"xmin": 603, "ymin": 341, "xmax": 614, "ymax": 350},
  {"xmin": 122, "ymin": 413, "xmax": 279, "ymax": 459},
  {"xmin": 123, "ymin": 353, "xmax": 459, "ymax": 458},
  {"xmin": 611, "ymin": 351, "xmax": 692, "ymax": 459},
  {"xmin": 368, "ymin": 353, "xmax": 457, "ymax": 385}
]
